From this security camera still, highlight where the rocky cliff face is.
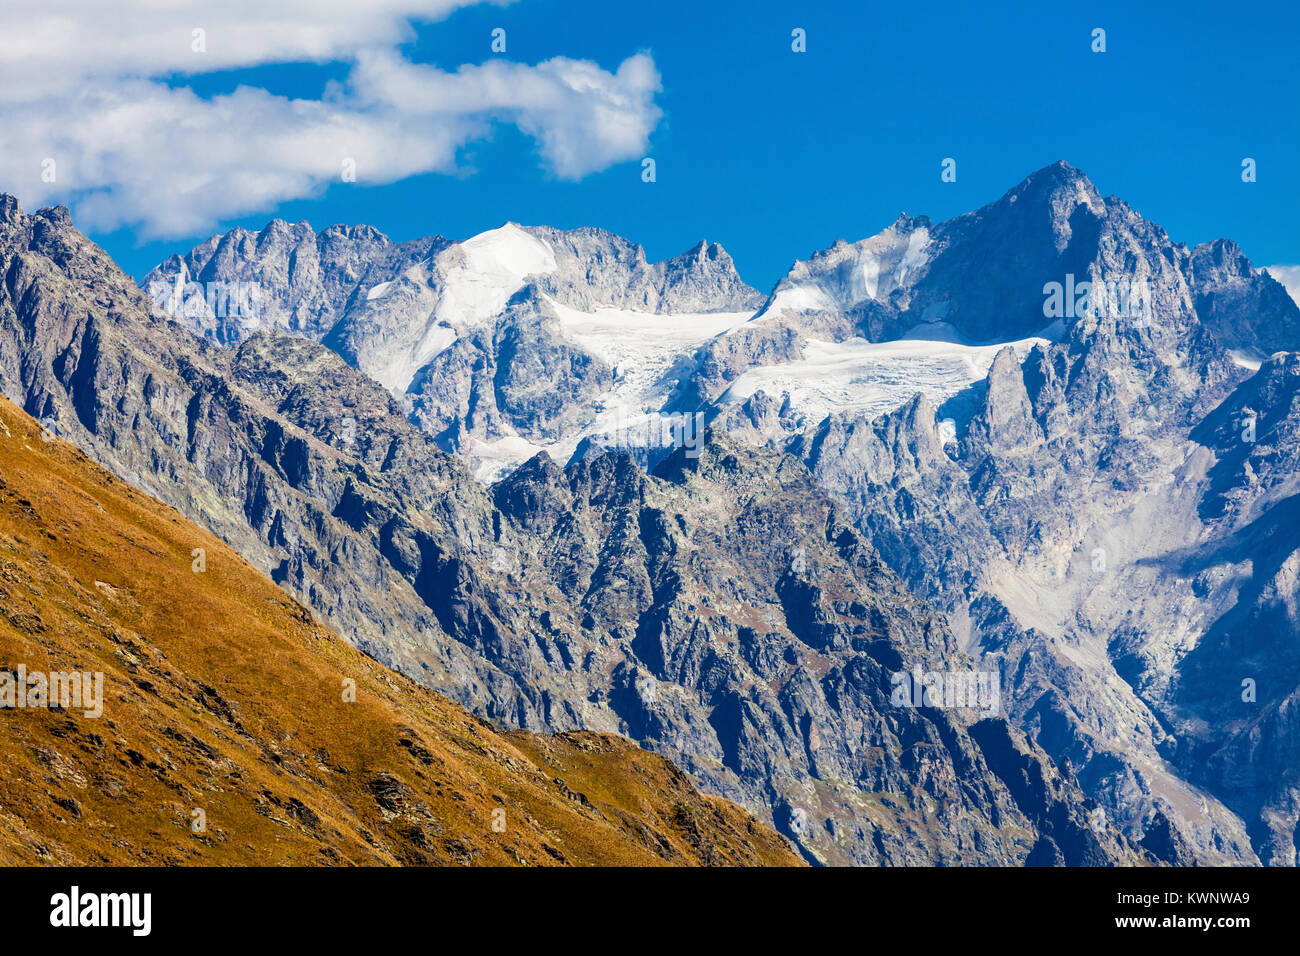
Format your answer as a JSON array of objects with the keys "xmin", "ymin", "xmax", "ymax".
[
  {"xmin": 142, "ymin": 219, "xmax": 444, "ymax": 346},
  {"xmin": 489, "ymin": 438, "xmax": 1145, "ymax": 864},
  {"xmin": 526, "ymin": 227, "xmax": 765, "ymax": 315},
  {"xmin": 755, "ymin": 163, "xmax": 1300, "ymax": 865},
  {"xmin": 0, "ymin": 192, "xmax": 1140, "ymax": 865},
  {"xmin": 0, "ymin": 393, "xmax": 799, "ymax": 867}
]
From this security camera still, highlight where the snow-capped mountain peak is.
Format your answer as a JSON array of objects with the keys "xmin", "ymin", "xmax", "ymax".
[
  {"xmin": 432, "ymin": 222, "xmax": 558, "ymax": 315},
  {"xmin": 761, "ymin": 214, "xmax": 935, "ymax": 318},
  {"xmin": 352, "ymin": 223, "xmax": 559, "ymax": 393}
]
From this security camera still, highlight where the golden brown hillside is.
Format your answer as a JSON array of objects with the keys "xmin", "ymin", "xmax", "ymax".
[{"xmin": 0, "ymin": 396, "xmax": 800, "ymax": 866}]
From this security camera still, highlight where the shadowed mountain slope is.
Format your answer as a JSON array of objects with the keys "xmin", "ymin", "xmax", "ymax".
[{"xmin": 0, "ymin": 395, "xmax": 800, "ymax": 866}]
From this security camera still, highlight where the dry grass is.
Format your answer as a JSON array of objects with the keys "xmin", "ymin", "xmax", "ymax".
[{"xmin": 0, "ymin": 396, "xmax": 801, "ymax": 867}]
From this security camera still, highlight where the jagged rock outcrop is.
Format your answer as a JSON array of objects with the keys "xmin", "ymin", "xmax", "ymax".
[
  {"xmin": 526, "ymin": 227, "xmax": 764, "ymax": 314},
  {"xmin": 776, "ymin": 163, "xmax": 1300, "ymax": 865},
  {"xmin": 1190, "ymin": 238, "xmax": 1300, "ymax": 357},
  {"xmin": 142, "ymin": 219, "xmax": 444, "ymax": 346}
]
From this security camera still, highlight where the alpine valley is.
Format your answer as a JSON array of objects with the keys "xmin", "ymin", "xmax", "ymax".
[{"xmin": 3, "ymin": 161, "xmax": 1297, "ymax": 865}]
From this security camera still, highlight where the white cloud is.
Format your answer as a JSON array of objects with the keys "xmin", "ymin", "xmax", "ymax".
[
  {"xmin": 1264, "ymin": 265, "xmax": 1300, "ymax": 309},
  {"xmin": 0, "ymin": 1, "xmax": 506, "ymax": 100},
  {"xmin": 350, "ymin": 50, "xmax": 662, "ymax": 179},
  {"xmin": 0, "ymin": 1, "xmax": 662, "ymax": 237}
]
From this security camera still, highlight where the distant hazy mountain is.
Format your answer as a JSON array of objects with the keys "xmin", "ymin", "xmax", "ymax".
[{"xmin": 143, "ymin": 219, "xmax": 445, "ymax": 346}]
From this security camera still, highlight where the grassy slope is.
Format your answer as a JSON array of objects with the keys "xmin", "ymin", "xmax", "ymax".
[{"xmin": 0, "ymin": 396, "xmax": 799, "ymax": 866}]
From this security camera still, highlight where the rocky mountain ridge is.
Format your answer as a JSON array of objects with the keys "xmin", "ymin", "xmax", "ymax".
[
  {"xmin": 739, "ymin": 163, "xmax": 1300, "ymax": 864},
  {"xmin": 0, "ymin": 393, "xmax": 799, "ymax": 866},
  {"xmin": 145, "ymin": 219, "xmax": 764, "ymax": 480},
  {"xmin": 0, "ymin": 190, "xmax": 1144, "ymax": 864}
]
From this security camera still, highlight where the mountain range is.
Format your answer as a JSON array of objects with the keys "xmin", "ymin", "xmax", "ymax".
[
  {"xmin": 0, "ymin": 393, "xmax": 798, "ymax": 865},
  {"xmin": 3, "ymin": 160, "xmax": 1297, "ymax": 865}
]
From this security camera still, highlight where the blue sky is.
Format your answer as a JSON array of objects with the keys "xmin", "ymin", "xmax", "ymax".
[{"xmin": 5, "ymin": 0, "xmax": 1297, "ymax": 292}]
